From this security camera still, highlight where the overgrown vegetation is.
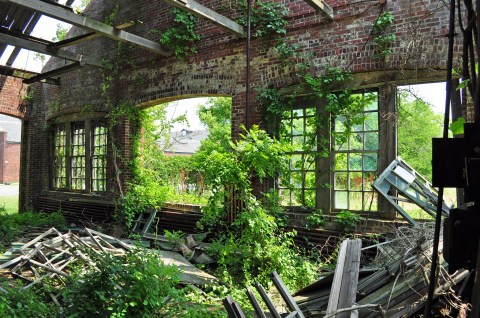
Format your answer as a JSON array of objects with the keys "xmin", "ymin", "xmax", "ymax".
[{"xmin": 371, "ymin": 11, "xmax": 396, "ymax": 59}]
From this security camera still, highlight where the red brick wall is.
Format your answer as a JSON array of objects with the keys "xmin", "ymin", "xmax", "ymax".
[
  {"xmin": 0, "ymin": 76, "xmax": 26, "ymax": 119},
  {"xmin": 22, "ymin": 0, "xmax": 459, "ymax": 211},
  {"xmin": 2, "ymin": 139, "xmax": 21, "ymax": 183}
]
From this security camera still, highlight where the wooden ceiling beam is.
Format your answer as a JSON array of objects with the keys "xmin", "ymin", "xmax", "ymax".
[
  {"xmin": 0, "ymin": 0, "xmax": 172, "ymax": 56},
  {"xmin": 303, "ymin": 0, "xmax": 333, "ymax": 19},
  {"xmin": 23, "ymin": 61, "xmax": 83, "ymax": 84},
  {"xmin": 162, "ymin": 0, "xmax": 245, "ymax": 37},
  {"xmin": 0, "ymin": 64, "xmax": 59, "ymax": 84},
  {"xmin": 0, "ymin": 31, "xmax": 103, "ymax": 67}
]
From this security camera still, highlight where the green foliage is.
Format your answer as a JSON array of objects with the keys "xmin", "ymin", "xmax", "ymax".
[
  {"xmin": 334, "ymin": 210, "xmax": 360, "ymax": 232},
  {"xmin": 397, "ymin": 92, "xmax": 443, "ymax": 179},
  {"xmin": 371, "ymin": 12, "xmax": 396, "ymax": 58},
  {"xmin": 195, "ymin": 97, "xmax": 232, "ymax": 155},
  {"xmin": 62, "ymin": 248, "xmax": 216, "ymax": 317},
  {"xmin": 449, "ymin": 117, "xmax": 465, "ymax": 135},
  {"xmin": 237, "ymin": 0, "xmax": 289, "ymax": 38},
  {"xmin": 158, "ymin": 8, "xmax": 201, "ymax": 59},
  {"xmin": 209, "ymin": 198, "xmax": 317, "ymax": 290},
  {"xmin": 306, "ymin": 209, "xmax": 326, "ymax": 229},
  {"xmin": 53, "ymin": 23, "xmax": 69, "ymax": 42},
  {"xmin": 0, "ymin": 212, "xmax": 67, "ymax": 247},
  {"xmin": 0, "ymin": 283, "xmax": 58, "ymax": 318},
  {"xmin": 196, "ymin": 125, "xmax": 292, "ymax": 231}
]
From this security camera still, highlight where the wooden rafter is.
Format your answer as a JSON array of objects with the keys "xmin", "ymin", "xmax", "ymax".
[
  {"xmin": 23, "ymin": 61, "xmax": 84, "ymax": 84},
  {"xmin": 303, "ymin": 0, "xmax": 333, "ymax": 19},
  {"xmin": 0, "ymin": 31, "xmax": 103, "ymax": 67},
  {"xmin": 162, "ymin": 0, "xmax": 245, "ymax": 37},
  {"xmin": 0, "ymin": 0, "xmax": 172, "ymax": 56},
  {"xmin": 0, "ymin": 65, "xmax": 59, "ymax": 84}
]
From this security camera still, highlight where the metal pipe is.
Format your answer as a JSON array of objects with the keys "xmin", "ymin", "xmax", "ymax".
[
  {"xmin": 424, "ymin": 0, "xmax": 456, "ymax": 316},
  {"xmin": 245, "ymin": 0, "xmax": 252, "ymax": 129}
]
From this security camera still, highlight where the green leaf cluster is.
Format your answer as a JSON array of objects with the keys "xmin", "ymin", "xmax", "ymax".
[
  {"xmin": 159, "ymin": 8, "xmax": 201, "ymax": 59},
  {"xmin": 371, "ymin": 11, "xmax": 396, "ymax": 58},
  {"xmin": 237, "ymin": 1, "xmax": 289, "ymax": 38},
  {"xmin": 0, "ymin": 283, "xmax": 58, "ymax": 318}
]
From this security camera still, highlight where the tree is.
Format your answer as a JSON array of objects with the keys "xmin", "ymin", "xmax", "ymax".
[
  {"xmin": 397, "ymin": 92, "xmax": 443, "ymax": 180},
  {"xmin": 195, "ymin": 97, "xmax": 232, "ymax": 155}
]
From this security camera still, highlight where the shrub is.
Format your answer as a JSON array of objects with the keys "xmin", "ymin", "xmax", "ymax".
[{"xmin": 0, "ymin": 283, "xmax": 58, "ymax": 318}]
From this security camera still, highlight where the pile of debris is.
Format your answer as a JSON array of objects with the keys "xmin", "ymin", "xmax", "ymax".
[{"xmin": 0, "ymin": 226, "xmax": 218, "ymax": 308}]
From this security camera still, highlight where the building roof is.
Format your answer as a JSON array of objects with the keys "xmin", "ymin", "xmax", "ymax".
[
  {"xmin": 0, "ymin": 114, "xmax": 22, "ymax": 143},
  {"xmin": 159, "ymin": 129, "xmax": 208, "ymax": 155}
]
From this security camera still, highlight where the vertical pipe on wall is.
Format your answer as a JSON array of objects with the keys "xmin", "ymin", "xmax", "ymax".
[{"xmin": 245, "ymin": 0, "xmax": 252, "ymax": 130}]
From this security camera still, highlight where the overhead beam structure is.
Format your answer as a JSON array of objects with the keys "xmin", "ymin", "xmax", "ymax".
[
  {"xmin": 0, "ymin": 0, "xmax": 172, "ymax": 56},
  {"xmin": 23, "ymin": 61, "xmax": 84, "ymax": 84},
  {"xmin": 0, "ymin": 31, "xmax": 103, "ymax": 67},
  {"xmin": 0, "ymin": 65, "xmax": 59, "ymax": 85},
  {"xmin": 53, "ymin": 21, "xmax": 137, "ymax": 49},
  {"xmin": 162, "ymin": 0, "xmax": 245, "ymax": 37},
  {"xmin": 303, "ymin": 0, "xmax": 333, "ymax": 19}
]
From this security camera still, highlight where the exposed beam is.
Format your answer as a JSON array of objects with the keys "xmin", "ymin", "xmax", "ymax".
[
  {"xmin": 0, "ymin": 31, "xmax": 103, "ymax": 67},
  {"xmin": 162, "ymin": 0, "xmax": 245, "ymax": 37},
  {"xmin": 23, "ymin": 61, "xmax": 83, "ymax": 84},
  {"xmin": 53, "ymin": 21, "xmax": 137, "ymax": 49},
  {"xmin": 0, "ymin": 65, "xmax": 59, "ymax": 84},
  {"xmin": 0, "ymin": 0, "xmax": 172, "ymax": 56},
  {"xmin": 303, "ymin": 0, "xmax": 333, "ymax": 19}
]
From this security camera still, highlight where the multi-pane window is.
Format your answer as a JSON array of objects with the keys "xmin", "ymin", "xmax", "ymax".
[
  {"xmin": 51, "ymin": 120, "xmax": 107, "ymax": 193},
  {"xmin": 279, "ymin": 91, "xmax": 379, "ymax": 212},
  {"xmin": 92, "ymin": 125, "xmax": 107, "ymax": 192},
  {"xmin": 332, "ymin": 92, "xmax": 379, "ymax": 211},
  {"xmin": 279, "ymin": 106, "xmax": 317, "ymax": 207},
  {"xmin": 71, "ymin": 123, "xmax": 86, "ymax": 190},
  {"xmin": 52, "ymin": 125, "xmax": 67, "ymax": 189}
]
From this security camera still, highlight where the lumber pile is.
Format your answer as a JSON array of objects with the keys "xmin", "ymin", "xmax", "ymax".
[{"xmin": 294, "ymin": 225, "xmax": 469, "ymax": 317}]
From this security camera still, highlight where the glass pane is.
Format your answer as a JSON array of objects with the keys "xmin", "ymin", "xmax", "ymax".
[
  {"xmin": 292, "ymin": 109, "xmax": 303, "ymax": 118},
  {"xmin": 291, "ymin": 172, "xmax": 302, "ymax": 188},
  {"xmin": 335, "ymin": 153, "xmax": 348, "ymax": 170},
  {"xmin": 335, "ymin": 116, "xmax": 346, "ymax": 132},
  {"xmin": 334, "ymin": 133, "xmax": 348, "ymax": 150},
  {"xmin": 290, "ymin": 154, "xmax": 302, "ymax": 170},
  {"xmin": 292, "ymin": 135, "xmax": 304, "ymax": 151},
  {"xmin": 350, "ymin": 192, "xmax": 362, "ymax": 211},
  {"xmin": 365, "ymin": 132, "xmax": 378, "ymax": 150},
  {"xmin": 363, "ymin": 172, "xmax": 376, "ymax": 190},
  {"xmin": 364, "ymin": 153, "xmax": 378, "ymax": 171},
  {"xmin": 349, "ymin": 153, "xmax": 362, "ymax": 170},
  {"xmin": 292, "ymin": 118, "xmax": 304, "ymax": 135},
  {"xmin": 304, "ymin": 190, "xmax": 316, "ymax": 208},
  {"xmin": 350, "ymin": 133, "xmax": 363, "ymax": 150},
  {"xmin": 349, "ymin": 172, "xmax": 363, "ymax": 190},
  {"xmin": 305, "ymin": 171, "xmax": 316, "ymax": 189},
  {"xmin": 363, "ymin": 191, "xmax": 378, "ymax": 211},
  {"xmin": 335, "ymin": 191, "xmax": 348, "ymax": 210},
  {"xmin": 365, "ymin": 94, "xmax": 378, "ymax": 111},
  {"xmin": 364, "ymin": 112, "xmax": 378, "ymax": 131},
  {"xmin": 335, "ymin": 172, "xmax": 348, "ymax": 190}
]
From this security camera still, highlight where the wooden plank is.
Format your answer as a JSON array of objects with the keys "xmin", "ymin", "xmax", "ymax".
[
  {"xmin": 0, "ymin": 0, "xmax": 172, "ymax": 56},
  {"xmin": 255, "ymin": 282, "xmax": 282, "ymax": 318},
  {"xmin": 303, "ymin": 0, "xmax": 333, "ymax": 19},
  {"xmin": 53, "ymin": 21, "xmax": 137, "ymax": 49},
  {"xmin": 246, "ymin": 287, "xmax": 267, "ymax": 318},
  {"xmin": 326, "ymin": 239, "xmax": 349, "ymax": 315},
  {"xmin": 271, "ymin": 271, "xmax": 305, "ymax": 318},
  {"xmin": 162, "ymin": 0, "xmax": 245, "ymax": 37},
  {"xmin": 0, "ymin": 31, "xmax": 103, "ymax": 67},
  {"xmin": 336, "ymin": 239, "xmax": 361, "ymax": 318},
  {"xmin": 23, "ymin": 61, "xmax": 84, "ymax": 84}
]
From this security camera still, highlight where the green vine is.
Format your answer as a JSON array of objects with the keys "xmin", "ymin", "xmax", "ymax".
[
  {"xmin": 371, "ymin": 11, "xmax": 396, "ymax": 59},
  {"xmin": 237, "ymin": 0, "xmax": 289, "ymax": 38},
  {"xmin": 157, "ymin": 8, "xmax": 201, "ymax": 59}
]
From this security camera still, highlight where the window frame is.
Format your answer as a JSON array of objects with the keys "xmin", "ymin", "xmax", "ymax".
[{"xmin": 50, "ymin": 115, "xmax": 108, "ymax": 194}]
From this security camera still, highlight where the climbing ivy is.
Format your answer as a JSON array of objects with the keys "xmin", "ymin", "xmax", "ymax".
[
  {"xmin": 371, "ymin": 11, "xmax": 396, "ymax": 59},
  {"xmin": 237, "ymin": 0, "xmax": 289, "ymax": 38},
  {"xmin": 158, "ymin": 8, "xmax": 201, "ymax": 59}
]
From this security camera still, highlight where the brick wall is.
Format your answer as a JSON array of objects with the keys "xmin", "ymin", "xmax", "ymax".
[
  {"xmin": 21, "ymin": 0, "xmax": 459, "ymax": 212},
  {"xmin": 0, "ymin": 131, "xmax": 21, "ymax": 183},
  {"xmin": 0, "ymin": 76, "xmax": 27, "ymax": 119}
]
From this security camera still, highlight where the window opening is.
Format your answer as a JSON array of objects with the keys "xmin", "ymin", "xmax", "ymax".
[
  {"xmin": 52, "ymin": 124, "xmax": 67, "ymax": 189},
  {"xmin": 71, "ymin": 122, "xmax": 86, "ymax": 191},
  {"xmin": 92, "ymin": 124, "xmax": 107, "ymax": 192},
  {"xmin": 332, "ymin": 91, "xmax": 379, "ymax": 211}
]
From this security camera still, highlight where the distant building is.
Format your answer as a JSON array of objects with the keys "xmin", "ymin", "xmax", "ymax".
[
  {"xmin": 159, "ymin": 129, "xmax": 208, "ymax": 156},
  {"xmin": 0, "ymin": 115, "xmax": 21, "ymax": 184}
]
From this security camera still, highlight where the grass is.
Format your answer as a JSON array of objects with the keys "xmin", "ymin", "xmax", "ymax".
[{"xmin": 0, "ymin": 196, "xmax": 19, "ymax": 215}]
